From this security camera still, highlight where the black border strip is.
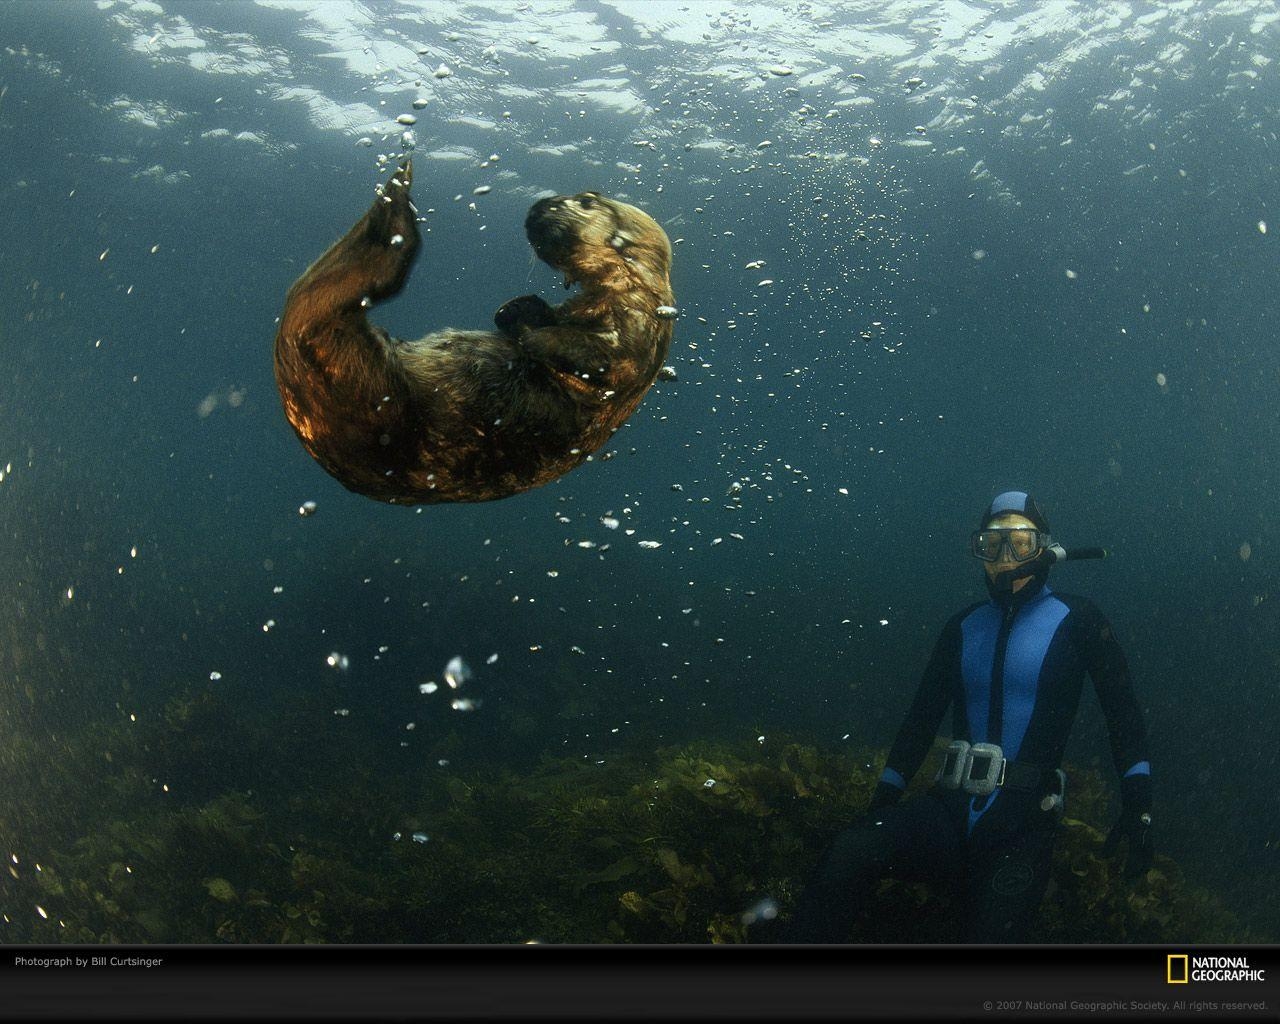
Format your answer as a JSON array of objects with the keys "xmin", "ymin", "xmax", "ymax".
[{"xmin": 0, "ymin": 944, "xmax": 1276, "ymax": 1021}]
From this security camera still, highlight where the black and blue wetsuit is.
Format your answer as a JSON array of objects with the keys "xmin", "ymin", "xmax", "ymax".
[{"xmin": 784, "ymin": 572, "xmax": 1151, "ymax": 942}]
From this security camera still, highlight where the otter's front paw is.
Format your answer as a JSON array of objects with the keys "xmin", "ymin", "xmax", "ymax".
[{"xmin": 494, "ymin": 294, "xmax": 557, "ymax": 337}]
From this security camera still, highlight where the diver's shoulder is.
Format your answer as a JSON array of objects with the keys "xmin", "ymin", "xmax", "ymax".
[
  {"xmin": 1046, "ymin": 590, "xmax": 1110, "ymax": 621},
  {"xmin": 948, "ymin": 600, "xmax": 991, "ymax": 629}
]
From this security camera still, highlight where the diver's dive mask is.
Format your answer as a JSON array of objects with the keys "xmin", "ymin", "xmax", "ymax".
[{"xmin": 970, "ymin": 527, "xmax": 1051, "ymax": 564}]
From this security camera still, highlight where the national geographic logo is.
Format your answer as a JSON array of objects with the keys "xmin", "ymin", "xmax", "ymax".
[{"xmin": 1167, "ymin": 954, "xmax": 1266, "ymax": 984}]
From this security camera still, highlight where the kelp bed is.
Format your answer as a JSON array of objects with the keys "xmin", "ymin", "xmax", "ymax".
[{"xmin": 0, "ymin": 687, "xmax": 1261, "ymax": 944}]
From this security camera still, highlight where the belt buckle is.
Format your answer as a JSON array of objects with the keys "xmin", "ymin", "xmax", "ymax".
[
  {"xmin": 936, "ymin": 740, "xmax": 970, "ymax": 789},
  {"xmin": 962, "ymin": 742, "xmax": 1005, "ymax": 796}
]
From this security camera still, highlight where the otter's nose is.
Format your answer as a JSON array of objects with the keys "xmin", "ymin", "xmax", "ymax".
[
  {"xmin": 530, "ymin": 195, "xmax": 564, "ymax": 216},
  {"xmin": 526, "ymin": 196, "xmax": 562, "ymax": 232},
  {"xmin": 526, "ymin": 198, "xmax": 575, "ymax": 256}
]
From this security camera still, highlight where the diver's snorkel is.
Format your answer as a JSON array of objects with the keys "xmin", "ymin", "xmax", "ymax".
[
  {"xmin": 991, "ymin": 542, "xmax": 1109, "ymax": 591},
  {"xmin": 1046, "ymin": 543, "xmax": 1108, "ymax": 563}
]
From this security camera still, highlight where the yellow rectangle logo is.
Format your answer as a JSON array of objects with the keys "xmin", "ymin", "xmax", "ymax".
[{"xmin": 1168, "ymin": 954, "xmax": 1189, "ymax": 984}]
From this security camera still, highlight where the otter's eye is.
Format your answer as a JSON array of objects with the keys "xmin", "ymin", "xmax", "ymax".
[{"xmin": 577, "ymin": 194, "xmax": 597, "ymax": 209}]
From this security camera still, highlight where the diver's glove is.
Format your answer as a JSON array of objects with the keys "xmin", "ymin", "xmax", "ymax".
[
  {"xmin": 868, "ymin": 780, "xmax": 904, "ymax": 813},
  {"xmin": 1102, "ymin": 773, "xmax": 1154, "ymax": 879}
]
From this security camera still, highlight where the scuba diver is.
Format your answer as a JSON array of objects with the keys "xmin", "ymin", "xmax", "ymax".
[{"xmin": 780, "ymin": 491, "xmax": 1153, "ymax": 943}]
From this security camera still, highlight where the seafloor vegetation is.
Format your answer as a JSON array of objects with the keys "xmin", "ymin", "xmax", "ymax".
[{"xmin": 0, "ymin": 684, "xmax": 1261, "ymax": 944}]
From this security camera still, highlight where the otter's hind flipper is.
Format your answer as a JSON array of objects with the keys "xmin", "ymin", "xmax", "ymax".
[
  {"xmin": 362, "ymin": 163, "xmax": 420, "ymax": 300},
  {"xmin": 282, "ymin": 161, "xmax": 421, "ymax": 333}
]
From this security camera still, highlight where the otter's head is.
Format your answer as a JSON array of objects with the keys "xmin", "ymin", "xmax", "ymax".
[{"xmin": 525, "ymin": 192, "xmax": 672, "ymax": 297}]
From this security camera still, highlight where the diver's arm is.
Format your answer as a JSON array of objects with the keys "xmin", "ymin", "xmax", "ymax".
[
  {"xmin": 1077, "ymin": 601, "xmax": 1150, "ymax": 780},
  {"xmin": 873, "ymin": 616, "xmax": 959, "ymax": 805},
  {"xmin": 1078, "ymin": 600, "xmax": 1154, "ymax": 876}
]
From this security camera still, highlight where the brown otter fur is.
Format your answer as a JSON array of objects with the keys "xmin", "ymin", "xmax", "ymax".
[{"xmin": 274, "ymin": 160, "xmax": 675, "ymax": 505}]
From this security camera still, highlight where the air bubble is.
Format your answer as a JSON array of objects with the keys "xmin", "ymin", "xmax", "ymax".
[
  {"xmin": 444, "ymin": 656, "xmax": 471, "ymax": 689},
  {"xmin": 741, "ymin": 898, "xmax": 779, "ymax": 926}
]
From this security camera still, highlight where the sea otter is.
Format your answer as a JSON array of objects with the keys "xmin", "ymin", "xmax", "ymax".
[{"xmin": 274, "ymin": 159, "xmax": 675, "ymax": 505}]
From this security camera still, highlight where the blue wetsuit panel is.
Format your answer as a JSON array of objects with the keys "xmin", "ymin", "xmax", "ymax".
[
  {"xmin": 959, "ymin": 603, "xmax": 1002, "ymax": 743},
  {"xmin": 999, "ymin": 593, "xmax": 1070, "ymax": 761},
  {"xmin": 958, "ymin": 588, "xmax": 1069, "ymax": 833}
]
